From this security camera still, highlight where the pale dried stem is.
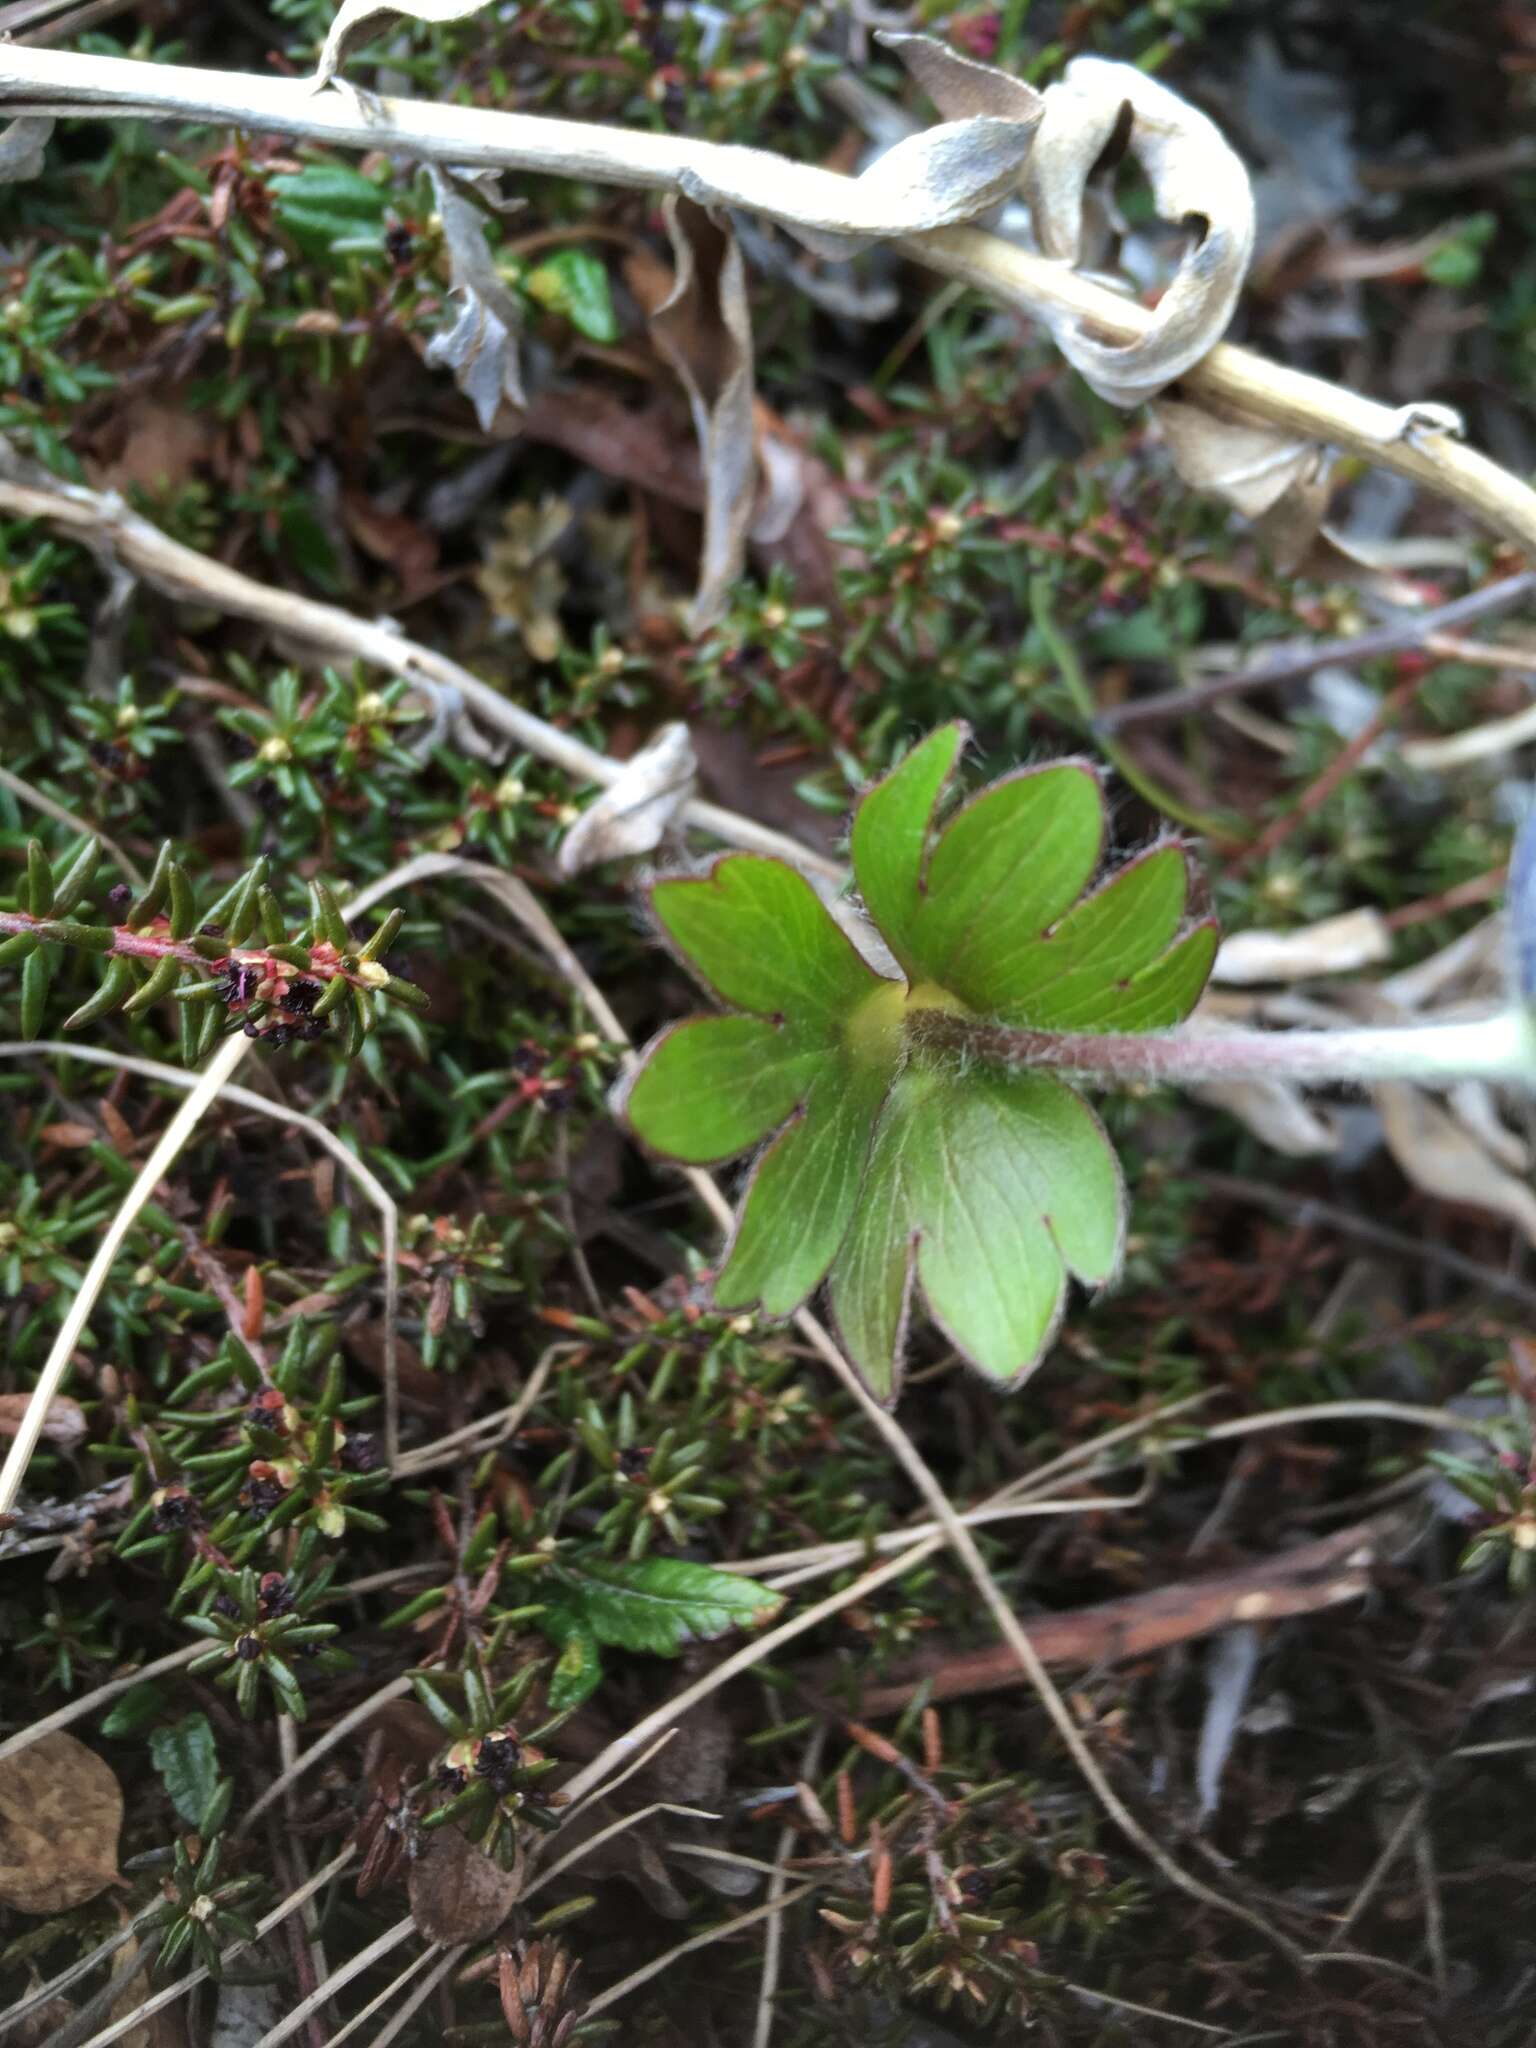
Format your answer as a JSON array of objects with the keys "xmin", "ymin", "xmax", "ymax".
[
  {"xmin": 0, "ymin": 841, "xmax": 415, "ymax": 1508},
  {"xmin": 72, "ymin": 1846, "xmax": 356, "ymax": 2048},
  {"xmin": 581, "ymin": 1881, "xmax": 822, "ymax": 2020},
  {"xmin": 0, "ymin": 1035, "xmax": 402, "ymax": 1456},
  {"xmin": 0, "ymin": 472, "xmax": 843, "ymax": 882},
  {"xmin": 252, "ymin": 1914, "xmax": 415, "ymax": 2048},
  {"xmin": 359, "ymin": 1947, "xmax": 462, "ymax": 2048},
  {"xmin": 0, "ymin": 42, "xmax": 1532, "ymax": 552},
  {"xmin": 753, "ymin": 1725, "xmax": 825, "ymax": 2048}
]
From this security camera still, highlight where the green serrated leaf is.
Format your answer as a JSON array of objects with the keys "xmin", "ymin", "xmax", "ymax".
[
  {"xmin": 714, "ymin": 1060, "xmax": 888, "ymax": 1316},
  {"xmin": 848, "ymin": 723, "xmax": 965, "ymax": 981},
  {"xmin": 547, "ymin": 1555, "xmax": 784, "ymax": 1657},
  {"xmin": 624, "ymin": 1015, "xmax": 823, "ymax": 1165},
  {"xmin": 652, "ymin": 855, "xmax": 879, "ymax": 1022},
  {"xmin": 626, "ymin": 725, "xmax": 1217, "ymax": 1402},
  {"xmin": 829, "ymin": 1062, "xmax": 1122, "ymax": 1399},
  {"xmin": 149, "ymin": 1711, "xmax": 221, "ymax": 1829}
]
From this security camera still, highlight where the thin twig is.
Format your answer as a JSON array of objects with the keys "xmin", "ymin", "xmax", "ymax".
[
  {"xmin": 252, "ymin": 1914, "xmax": 416, "ymax": 2048},
  {"xmin": 753, "ymin": 1725, "xmax": 825, "ymax": 2048},
  {"xmin": 0, "ymin": 764, "xmax": 144, "ymax": 884},
  {"xmin": 0, "ymin": 469, "xmax": 843, "ymax": 881},
  {"xmin": 238, "ymin": 1674, "xmax": 414, "ymax": 1836},
  {"xmin": 71, "ymin": 1847, "xmax": 356, "ymax": 2048},
  {"xmin": 581, "ymin": 1882, "xmax": 822, "ymax": 2019},
  {"xmin": 1096, "ymin": 573, "xmax": 1536, "ymax": 733}
]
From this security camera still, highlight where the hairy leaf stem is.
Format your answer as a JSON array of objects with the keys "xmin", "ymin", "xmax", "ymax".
[{"xmin": 908, "ymin": 1005, "xmax": 1536, "ymax": 1091}]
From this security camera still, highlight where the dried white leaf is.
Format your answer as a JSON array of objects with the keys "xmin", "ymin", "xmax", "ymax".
[
  {"xmin": 0, "ymin": 116, "xmax": 52, "ymax": 184},
  {"xmin": 1189, "ymin": 1076, "xmax": 1339, "ymax": 1157},
  {"xmin": 676, "ymin": 34, "xmax": 1041, "ymax": 257},
  {"xmin": 1197, "ymin": 1625, "xmax": 1260, "ymax": 1821},
  {"xmin": 424, "ymin": 162, "xmax": 525, "ymax": 430},
  {"xmin": 1212, "ymin": 909, "xmax": 1393, "ymax": 987},
  {"xmin": 1375, "ymin": 1081, "xmax": 1536, "ymax": 1250},
  {"xmin": 1026, "ymin": 58, "xmax": 1255, "ymax": 404},
  {"xmin": 310, "ymin": 0, "xmax": 494, "ymax": 93},
  {"xmin": 1447, "ymin": 1080, "xmax": 1529, "ymax": 1173},
  {"xmin": 651, "ymin": 197, "xmax": 755, "ymax": 634},
  {"xmin": 557, "ymin": 722, "xmax": 696, "ymax": 876},
  {"xmin": 1154, "ymin": 395, "xmax": 1328, "ymax": 562}
]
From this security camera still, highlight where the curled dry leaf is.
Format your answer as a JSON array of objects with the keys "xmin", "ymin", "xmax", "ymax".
[
  {"xmin": 0, "ymin": 1389, "xmax": 87, "ymax": 1450},
  {"xmin": 557, "ymin": 722, "xmax": 697, "ymax": 877},
  {"xmin": 310, "ymin": 0, "xmax": 494, "ymax": 93},
  {"xmin": 0, "ymin": 1732, "xmax": 122, "ymax": 1913},
  {"xmin": 650, "ymin": 198, "xmax": 755, "ymax": 634},
  {"xmin": 1375, "ymin": 1081, "xmax": 1536, "ymax": 1250},
  {"xmin": 1211, "ymin": 907, "xmax": 1393, "ymax": 986},
  {"xmin": 424, "ymin": 163, "xmax": 525, "ymax": 432},
  {"xmin": 674, "ymin": 33, "xmax": 1041, "ymax": 256},
  {"xmin": 407, "ymin": 1822, "xmax": 522, "ymax": 1943},
  {"xmin": 0, "ymin": 116, "xmax": 52, "ymax": 183},
  {"xmin": 1025, "ymin": 59, "xmax": 1255, "ymax": 405},
  {"xmin": 1154, "ymin": 395, "xmax": 1328, "ymax": 565}
]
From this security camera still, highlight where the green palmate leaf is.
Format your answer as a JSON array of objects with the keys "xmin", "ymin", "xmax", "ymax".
[
  {"xmin": 828, "ymin": 1064, "xmax": 1123, "ymax": 1397},
  {"xmin": 624, "ymin": 1014, "xmax": 824, "ymax": 1164},
  {"xmin": 544, "ymin": 1555, "xmax": 784, "ymax": 1657},
  {"xmin": 149, "ymin": 1712, "xmax": 221, "ymax": 1830},
  {"xmin": 625, "ymin": 720, "xmax": 1216, "ymax": 1400},
  {"xmin": 652, "ymin": 855, "xmax": 881, "ymax": 1020}
]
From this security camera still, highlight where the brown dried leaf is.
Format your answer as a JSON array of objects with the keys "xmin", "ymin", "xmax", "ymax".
[
  {"xmin": 424, "ymin": 164, "xmax": 526, "ymax": 432},
  {"xmin": 36, "ymin": 1121, "xmax": 97, "ymax": 1149},
  {"xmin": 0, "ymin": 1733, "xmax": 122, "ymax": 1913},
  {"xmin": 650, "ymin": 198, "xmax": 755, "ymax": 634},
  {"xmin": 0, "ymin": 1390, "xmax": 87, "ymax": 1450},
  {"xmin": 309, "ymin": 0, "xmax": 493, "ymax": 93},
  {"xmin": 557, "ymin": 722, "xmax": 696, "ymax": 877},
  {"xmin": 407, "ymin": 1825, "xmax": 521, "ymax": 1944},
  {"xmin": 1026, "ymin": 60, "xmax": 1255, "ymax": 404}
]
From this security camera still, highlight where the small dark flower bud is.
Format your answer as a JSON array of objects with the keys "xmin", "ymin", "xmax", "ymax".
[
  {"xmin": 234, "ymin": 1632, "xmax": 263, "ymax": 1662},
  {"xmin": 340, "ymin": 1431, "xmax": 380, "ymax": 1474}
]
